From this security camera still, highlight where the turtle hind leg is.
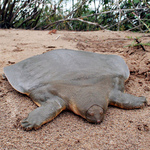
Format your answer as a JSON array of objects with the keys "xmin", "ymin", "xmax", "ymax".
[
  {"xmin": 109, "ymin": 90, "xmax": 147, "ymax": 109},
  {"xmin": 21, "ymin": 97, "xmax": 66, "ymax": 130}
]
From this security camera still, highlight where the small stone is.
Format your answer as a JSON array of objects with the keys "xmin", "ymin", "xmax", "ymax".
[{"xmin": 2, "ymin": 74, "xmax": 6, "ymax": 80}]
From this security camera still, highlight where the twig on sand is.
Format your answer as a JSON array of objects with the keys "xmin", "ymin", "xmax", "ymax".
[
  {"xmin": 55, "ymin": 35, "xmax": 60, "ymax": 40},
  {"xmin": 134, "ymin": 38, "xmax": 146, "ymax": 51}
]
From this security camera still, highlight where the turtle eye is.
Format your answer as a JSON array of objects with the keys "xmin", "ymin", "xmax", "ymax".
[{"xmin": 99, "ymin": 111, "xmax": 103, "ymax": 115}]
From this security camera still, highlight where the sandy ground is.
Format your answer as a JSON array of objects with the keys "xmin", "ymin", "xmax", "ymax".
[{"xmin": 0, "ymin": 29, "xmax": 150, "ymax": 150}]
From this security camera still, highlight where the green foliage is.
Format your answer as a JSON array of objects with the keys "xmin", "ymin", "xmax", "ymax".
[{"xmin": 0, "ymin": 0, "xmax": 149, "ymax": 32}]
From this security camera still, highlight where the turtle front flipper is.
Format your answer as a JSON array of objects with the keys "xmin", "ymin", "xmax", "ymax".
[
  {"xmin": 21, "ymin": 97, "xmax": 66, "ymax": 130},
  {"xmin": 109, "ymin": 90, "xmax": 147, "ymax": 109}
]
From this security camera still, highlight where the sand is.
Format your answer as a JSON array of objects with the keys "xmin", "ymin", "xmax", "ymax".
[{"xmin": 0, "ymin": 29, "xmax": 150, "ymax": 150}]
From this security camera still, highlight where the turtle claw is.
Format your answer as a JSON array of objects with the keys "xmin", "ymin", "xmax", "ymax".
[
  {"xmin": 21, "ymin": 112, "xmax": 43, "ymax": 130},
  {"xmin": 21, "ymin": 118, "xmax": 36, "ymax": 130},
  {"xmin": 21, "ymin": 117, "xmax": 42, "ymax": 130},
  {"xmin": 135, "ymin": 96, "xmax": 147, "ymax": 108}
]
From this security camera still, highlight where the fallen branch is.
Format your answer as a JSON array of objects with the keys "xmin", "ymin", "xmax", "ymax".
[
  {"xmin": 44, "ymin": 18, "xmax": 104, "ymax": 30},
  {"xmin": 44, "ymin": 7, "xmax": 148, "ymax": 30}
]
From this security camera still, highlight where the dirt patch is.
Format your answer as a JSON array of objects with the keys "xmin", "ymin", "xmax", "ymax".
[{"xmin": 0, "ymin": 29, "xmax": 150, "ymax": 149}]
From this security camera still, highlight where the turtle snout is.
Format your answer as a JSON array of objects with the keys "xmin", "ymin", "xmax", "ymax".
[{"xmin": 86, "ymin": 105, "xmax": 104, "ymax": 124}]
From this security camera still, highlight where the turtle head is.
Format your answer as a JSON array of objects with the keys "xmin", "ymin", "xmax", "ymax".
[{"xmin": 86, "ymin": 105, "xmax": 104, "ymax": 124}]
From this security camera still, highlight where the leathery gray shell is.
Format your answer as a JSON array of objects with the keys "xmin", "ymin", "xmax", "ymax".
[{"xmin": 4, "ymin": 49, "xmax": 129, "ymax": 95}]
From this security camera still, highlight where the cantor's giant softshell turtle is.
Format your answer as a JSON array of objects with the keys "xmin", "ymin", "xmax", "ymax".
[{"xmin": 4, "ymin": 49, "xmax": 147, "ymax": 130}]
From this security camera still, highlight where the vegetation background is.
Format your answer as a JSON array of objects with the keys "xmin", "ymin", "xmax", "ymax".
[{"xmin": 0, "ymin": 0, "xmax": 149, "ymax": 32}]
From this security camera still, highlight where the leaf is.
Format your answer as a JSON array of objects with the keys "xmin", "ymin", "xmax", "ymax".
[{"xmin": 133, "ymin": 0, "xmax": 140, "ymax": 4}]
